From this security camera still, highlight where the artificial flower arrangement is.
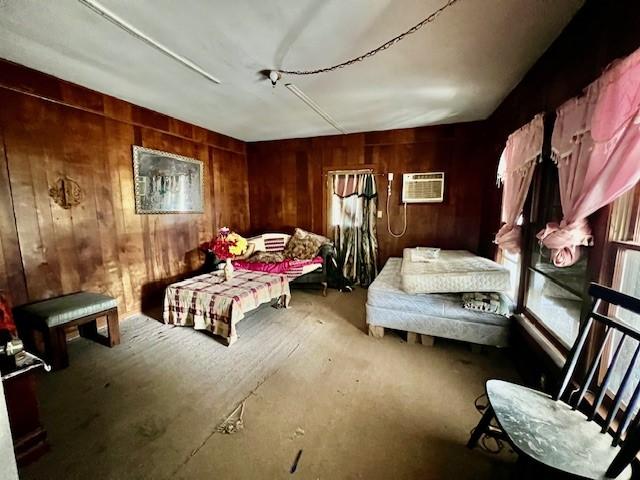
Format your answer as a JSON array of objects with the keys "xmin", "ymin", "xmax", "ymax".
[{"xmin": 200, "ymin": 227, "xmax": 248, "ymax": 280}]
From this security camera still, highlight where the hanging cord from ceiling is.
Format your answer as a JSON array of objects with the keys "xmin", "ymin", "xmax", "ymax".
[{"xmin": 276, "ymin": 0, "xmax": 461, "ymax": 77}]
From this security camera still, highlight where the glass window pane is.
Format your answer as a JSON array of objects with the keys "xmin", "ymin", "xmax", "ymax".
[
  {"xmin": 500, "ymin": 250, "xmax": 520, "ymax": 301},
  {"xmin": 525, "ymin": 269, "xmax": 582, "ymax": 348},
  {"xmin": 529, "ymin": 240, "xmax": 588, "ymax": 296},
  {"xmin": 616, "ymin": 249, "xmax": 640, "ymax": 325},
  {"xmin": 607, "ymin": 250, "xmax": 640, "ymax": 405}
]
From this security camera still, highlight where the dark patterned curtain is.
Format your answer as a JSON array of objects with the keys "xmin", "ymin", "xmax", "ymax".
[{"xmin": 332, "ymin": 173, "xmax": 379, "ymax": 286}]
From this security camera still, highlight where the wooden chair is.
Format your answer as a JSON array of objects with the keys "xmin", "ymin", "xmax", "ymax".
[{"xmin": 468, "ymin": 282, "xmax": 640, "ymax": 479}]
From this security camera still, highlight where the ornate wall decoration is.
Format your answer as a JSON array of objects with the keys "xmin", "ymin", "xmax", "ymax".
[{"xmin": 48, "ymin": 176, "xmax": 84, "ymax": 209}]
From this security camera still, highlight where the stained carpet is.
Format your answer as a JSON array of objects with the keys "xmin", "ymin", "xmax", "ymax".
[{"xmin": 21, "ymin": 288, "xmax": 517, "ymax": 479}]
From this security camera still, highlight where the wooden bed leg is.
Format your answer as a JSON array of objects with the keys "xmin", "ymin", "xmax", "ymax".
[
  {"xmin": 368, "ymin": 325, "xmax": 384, "ymax": 338},
  {"xmin": 406, "ymin": 332, "xmax": 419, "ymax": 344},
  {"xmin": 420, "ymin": 334, "xmax": 435, "ymax": 347},
  {"xmin": 225, "ymin": 334, "xmax": 238, "ymax": 346}
]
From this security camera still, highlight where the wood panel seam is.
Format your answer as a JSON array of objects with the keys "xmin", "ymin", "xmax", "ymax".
[
  {"xmin": 0, "ymin": 123, "xmax": 28, "ymax": 300},
  {"xmin": 0, "ymin": 85, "xmax": 245, "ymax": 155}
]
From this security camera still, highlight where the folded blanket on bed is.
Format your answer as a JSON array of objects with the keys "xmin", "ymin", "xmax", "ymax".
[
  {"xmin": 462, "ymin": 292, "xmax": 511, "ymax": 316},
  {"xmin": 233, "ymin": 256, "xmax": 323, "ymax": 275}
]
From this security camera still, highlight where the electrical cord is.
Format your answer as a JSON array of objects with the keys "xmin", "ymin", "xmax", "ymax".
[
  {"xmin": 386, "ymin": 183, "xmax": 407, "ymax": 238},
  {"xmin": 277, "ymin": 0, "xmax": 461, "ymax": 76}
]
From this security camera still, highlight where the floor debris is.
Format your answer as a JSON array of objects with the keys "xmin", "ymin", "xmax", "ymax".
[
  {"xmin": 216, "ymin": 401, "xmax": 246, "ymax": 434},
  {"xmin": 290, "ymin": 449, "xmax": 303, "ymax": 474}
]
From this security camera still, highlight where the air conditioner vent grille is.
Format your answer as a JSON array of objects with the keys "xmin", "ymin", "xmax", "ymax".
[{"xmin": 401, "ymin": 172, "xmax": 445, "ymax": 203}]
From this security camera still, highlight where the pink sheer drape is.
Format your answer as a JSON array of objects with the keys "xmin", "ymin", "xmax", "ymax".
[
  {"xmin": 538, "ymin": 48, "xmax": 640, "ymax": 267},
  {"xmin": 495, "ymin": 114, "xmax": 544, "ymax": 253}
]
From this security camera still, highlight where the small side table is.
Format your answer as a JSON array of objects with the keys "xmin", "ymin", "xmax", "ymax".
[{"xmin": 1, "ymin": 352, "xmax": 50, "ymax": 466}]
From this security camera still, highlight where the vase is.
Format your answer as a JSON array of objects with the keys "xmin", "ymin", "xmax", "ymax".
[{"xmin": 224, "ymin": 258, "xmax": 234, "ymax": 281}]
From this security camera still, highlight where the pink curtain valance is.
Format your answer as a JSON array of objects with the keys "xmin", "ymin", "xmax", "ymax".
[
  {"xmin": 538, "ymin": 47, "xmax": 640, "ymax": 267},
  {"xmin": 497, "ymin": 114, "xmax": 545, "ymax": 184},
  {"xmin": 494, "ymin": 114, "xmax": 544, "ymax": 253}
]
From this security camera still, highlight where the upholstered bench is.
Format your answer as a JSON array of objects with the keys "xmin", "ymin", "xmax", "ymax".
[{"xmin": 15, "ymin": 292, "xmax": 119, "ymax": 370}]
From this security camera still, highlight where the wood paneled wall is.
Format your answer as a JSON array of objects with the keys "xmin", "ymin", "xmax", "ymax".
[
  {"xmin": 0, "ymin": 60, "xmax": 249, "ymax": 316},
  {"xmin": 247, "ymin": 123, "xmax": 494, "ymax": 265}
]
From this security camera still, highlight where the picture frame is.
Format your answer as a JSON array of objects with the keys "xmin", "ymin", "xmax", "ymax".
[{"xmin": 132, "ymin": 145, "xmax": 204, "ymax": 214}]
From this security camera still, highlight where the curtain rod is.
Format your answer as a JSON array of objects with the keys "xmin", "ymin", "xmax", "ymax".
[{"xmin": 323, "ymin": 170, "xmax": 387, "ymax": 177}]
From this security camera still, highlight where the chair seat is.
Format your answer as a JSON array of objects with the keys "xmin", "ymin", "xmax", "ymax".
[
  {"xmin": 487, "ymin": 380, "xmax": 632, "ymax": 479},
  {"xmin": 16, "ymin": 292, "xmax": 117, "ymax": 328}
]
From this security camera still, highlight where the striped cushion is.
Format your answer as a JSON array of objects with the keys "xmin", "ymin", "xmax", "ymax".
[
  {"xmin": 248, "ymin": 233, "xmax": 291, "ymax": 253},
  {"xmin": 264, "ymin": 234, "xmax": 289, "ymax": 252}
]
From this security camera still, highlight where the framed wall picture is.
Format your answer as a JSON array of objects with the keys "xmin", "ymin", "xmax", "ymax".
[{"xmin": 132, "ymin": 146, "xmax": 204, "ymax": 214}]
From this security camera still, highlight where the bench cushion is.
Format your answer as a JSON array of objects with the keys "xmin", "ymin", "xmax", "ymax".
[{"xmin": 17, "ymin": 292, "xmax": 117, "ymax": 328}]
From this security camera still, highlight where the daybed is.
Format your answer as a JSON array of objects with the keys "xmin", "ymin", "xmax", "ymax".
[
  {"xmin": 232, "ymin": 231, "xmax": 337, "ymax": 296},
  {"xmin": 366, "ymin": 255, "xmax": 511, "ymax": 348}
]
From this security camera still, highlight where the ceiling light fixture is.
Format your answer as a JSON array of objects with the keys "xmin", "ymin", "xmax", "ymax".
[
  {"xmin": 269, "ymin": 70, "xmax": 281, "ymax": 87},
  {"xmin": 77, "ymin": 0, "xmax": 221, "ymax": 85},
  {"xmin": 285, "ymin": 83, "xmax": 347, "ymax": 135}
]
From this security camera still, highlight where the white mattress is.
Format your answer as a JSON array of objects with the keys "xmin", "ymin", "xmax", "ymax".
[
  {"xmin": 369, "ymin": 258, "xmax": 510, "ymax": 328},
  {"xmin": 400, "ymin": 249, "xmax": 511, "ymax": 294}
]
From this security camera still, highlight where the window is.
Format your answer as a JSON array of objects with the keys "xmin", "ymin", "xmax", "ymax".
[{"xmin": 521, "ymin": 160, "xmax": 588, "ymax": 350}]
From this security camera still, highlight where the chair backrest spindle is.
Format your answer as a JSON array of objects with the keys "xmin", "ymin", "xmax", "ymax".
[
  {"xmin": 603, "ymin": 342, "xmax": 640, "ymax": 434},
  {"xmin": 614, "ymin": 375, "xmax": 640, "ymax": 446},
  {"xmin": 589, "ymin": 332, "xmax": 627, "ymax": 421},
  {"xmin": 573, "ymin": 326, "xmax": 612, "ymax": 410}
]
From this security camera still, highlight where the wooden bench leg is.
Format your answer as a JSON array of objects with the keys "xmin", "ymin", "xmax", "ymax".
[
  {"xmin": 46, "ymin": 327, "xmax": 69, "ymax": 371},
  {"xmin": 368, "ymin": 325, "xmax": 384, "ymax": 338},
  {"xmin": 106, "ymin": 309, "xmax": 120, "ymax": 347},
  {"xmin": 78, "ymin": 320, "xmax": 98, "ymax": 341}
]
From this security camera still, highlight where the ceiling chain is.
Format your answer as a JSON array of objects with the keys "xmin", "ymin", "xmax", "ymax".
[{"xmin": 277, "ymin": 0, "xmax": 461, "ymax": 76}]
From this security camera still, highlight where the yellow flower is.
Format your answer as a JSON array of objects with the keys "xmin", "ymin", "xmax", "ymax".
[{"xmin": 228, "ymin": 233, "xmax": 248, "ymax": 256}]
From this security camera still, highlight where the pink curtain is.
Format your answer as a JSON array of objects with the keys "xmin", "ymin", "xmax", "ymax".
[
  {"xmin": 538, "ymin": 47, "xmax": 640, "ymax": 266},
  {"xmin": 495, "ymin": 114, "xmax": 545, "ymax": 253}
]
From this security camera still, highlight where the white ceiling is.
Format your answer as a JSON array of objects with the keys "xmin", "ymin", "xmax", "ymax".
[{"xmin": 0, "ymin": 0, "xmax": 583, "ymax": 142}]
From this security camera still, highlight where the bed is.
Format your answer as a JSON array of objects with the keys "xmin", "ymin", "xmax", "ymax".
[{"xmin": 366, "ymin": 258, "xmax": 511, "ymax": 347}]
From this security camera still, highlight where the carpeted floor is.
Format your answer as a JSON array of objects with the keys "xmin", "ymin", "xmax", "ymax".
[{"xmin": 21, "ymin": 288, "xmax": 518, "ymax": 479}]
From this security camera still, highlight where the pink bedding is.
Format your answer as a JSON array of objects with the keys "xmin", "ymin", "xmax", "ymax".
[{"xmin": 233, "ymin": 256, "xmax": 323, "ymax": 275}]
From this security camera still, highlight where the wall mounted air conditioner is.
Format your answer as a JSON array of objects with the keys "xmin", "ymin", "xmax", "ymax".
[{"xmin": 402, "ymin": 172, "xmax": 445, "ymax": 203}]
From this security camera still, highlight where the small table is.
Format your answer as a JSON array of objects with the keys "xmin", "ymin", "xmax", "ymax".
[
  {"xmin": 2, "ymin": 351, "xmax": 50, "ymax": 466},
  {"xmin": 163, "ymin": 270, "xmax": 291, "ymax": 346}
]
